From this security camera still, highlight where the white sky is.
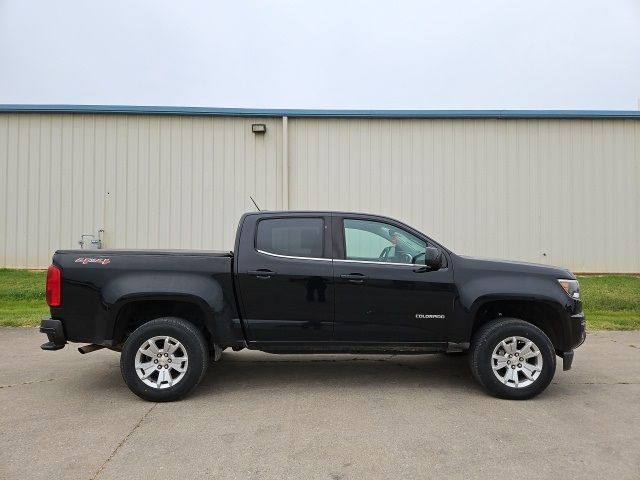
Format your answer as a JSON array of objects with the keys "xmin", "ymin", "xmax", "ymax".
[{"xmin": 1, "ymin": 0, "xmax": 639, "ymax": 110}]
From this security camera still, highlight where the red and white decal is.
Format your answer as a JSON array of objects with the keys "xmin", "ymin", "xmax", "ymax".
[{"xmin": 75, "ymin": 257, "xmax": 111, "ymax": 265}]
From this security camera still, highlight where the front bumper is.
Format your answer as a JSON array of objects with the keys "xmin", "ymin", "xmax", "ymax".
[
  {"xmin": 40, "ymin": 319, "xmax": 66, "ymax": 350},
  {"xmin": 558, "ymin": 312, "xmax": 586, "ymax": 371},
  {"xmin": 568, "ymin": 312, "xmax": 587, "ymax": 348}
]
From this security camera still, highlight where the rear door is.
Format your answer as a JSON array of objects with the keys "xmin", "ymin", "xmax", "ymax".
[
  {"xmin": 332, "ymin": 215, "xmax": 455, "ymax": 343},
  {"xmin": 236, "ymin": 214, "xmax": 333, "ymax": 344}
]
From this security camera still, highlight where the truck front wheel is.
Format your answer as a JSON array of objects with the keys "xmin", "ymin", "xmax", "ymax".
[
  {"xmin": 469, "ymin": 318, "xmax": 556, "ymax": 400},
  {"xmin": 120, "ymin": 317, "xmax": 209, "ymax": 402}
]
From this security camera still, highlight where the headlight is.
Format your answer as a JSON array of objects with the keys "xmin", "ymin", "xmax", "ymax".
[{"xmin": 558, "ymin": 279, "xmax": 580, "ymax": 299}]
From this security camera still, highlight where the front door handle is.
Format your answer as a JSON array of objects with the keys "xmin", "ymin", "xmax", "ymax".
[
  {"xmin": 340, "ymin": 273, "xmax": 368, "ymax": 283},
  {"xmin": 248, "ymin": 269, "xmax": 276, "ymax": 279}
]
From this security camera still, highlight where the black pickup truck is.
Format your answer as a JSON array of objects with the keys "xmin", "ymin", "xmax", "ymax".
[{"xmin": 40, "ymin": 211, "xmax": 585, "ymax": 401}]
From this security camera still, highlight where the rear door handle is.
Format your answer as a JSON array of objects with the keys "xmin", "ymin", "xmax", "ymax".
[
  {"xmin": 340, "ymin": 273, "xmax": 368, "ymax": 283},
  {"xmin": 248, "ymin": 269, "xmax": 276, "ymax": 279}
]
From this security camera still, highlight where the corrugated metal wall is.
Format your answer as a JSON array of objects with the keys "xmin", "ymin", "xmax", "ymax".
[
  {"xmin": 0, "ymin": 114, "xmax": 283, "ymax": 267},
  {"xmin": 1, "ymin": 113, "xmax": 638, "ymax": 271},
  {"xmin": 288, "ymin": 118, "xmax": 640, "ymax": 273}
]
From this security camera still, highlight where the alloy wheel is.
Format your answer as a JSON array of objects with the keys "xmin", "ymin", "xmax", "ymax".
[
  {"xmin": 491, "ymin": 336, "xmax": 543, "ymax": 388},
  {"xmin": 134, "ymin": 336, "xmax": 189, "ymax": 389}
]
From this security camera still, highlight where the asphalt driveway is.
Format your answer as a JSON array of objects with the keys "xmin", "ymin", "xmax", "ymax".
[{"xmin": 1, "ymin": 328, "xmax": 639, "ymax": 480}]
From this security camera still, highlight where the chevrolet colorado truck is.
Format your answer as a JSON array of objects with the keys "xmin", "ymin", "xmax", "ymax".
[{"xmin": 40, "ymin": 211, "xmax": 586, "ymax": 401}]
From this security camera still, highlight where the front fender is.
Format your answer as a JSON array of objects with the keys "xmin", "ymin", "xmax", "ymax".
[
  {"xmin": 462, "ymin": 274, "xmax": 564, "ymax": 316},
  {"xmin": 452, "ymin": 274, "xmax": 575, "ymax": 346}
]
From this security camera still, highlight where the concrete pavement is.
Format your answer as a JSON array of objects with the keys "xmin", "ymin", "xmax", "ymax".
[{"xmin": 1, "ymin": 328, "xmax": 639, "ymax": 479}]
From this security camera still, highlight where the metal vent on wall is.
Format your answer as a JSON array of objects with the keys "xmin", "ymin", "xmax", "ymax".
[{"xmin": 79, "ymin": 230, "xmax": 104, "ymax": 250}]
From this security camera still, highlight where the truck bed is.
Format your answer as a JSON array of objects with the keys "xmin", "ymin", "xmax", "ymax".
[{"xmin": 50, "ymin": 249, "xmax": 238, "ymax": 346}]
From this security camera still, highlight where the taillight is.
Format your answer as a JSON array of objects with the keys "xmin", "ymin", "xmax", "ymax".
[{"xmin": 46, "ymin": 265, "xmax": 61, "ymax": 307}]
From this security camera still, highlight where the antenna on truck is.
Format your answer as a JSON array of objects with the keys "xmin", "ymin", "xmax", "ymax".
[{"xmin": 249, "ymin": 196, "xmax": 262, "ymax": 211}]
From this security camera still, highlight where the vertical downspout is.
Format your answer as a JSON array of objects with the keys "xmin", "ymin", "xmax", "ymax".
[{"xmin": 282, "ymin": 116, "xmax": 289, "ymax": 210}]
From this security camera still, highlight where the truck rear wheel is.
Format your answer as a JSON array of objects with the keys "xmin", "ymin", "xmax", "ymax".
[
  {"xmin": 120, "ymin": 317, "xmax": 208, "ymax": 402},
  {"xmin": 469, "ymin": 318, "xmax": 556, "ymax": 400}
]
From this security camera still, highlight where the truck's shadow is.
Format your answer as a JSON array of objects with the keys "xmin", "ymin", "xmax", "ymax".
[
  {"xmin": 71, "ymin": 350, "xmax": 571, "ymax": 401},
  {"xmin": 73, "ymin": 351, "xmax": 568, "ymax": 401},
  {"xmin": 192, "ymin": 352, "xmax": 480, "ymax": 398}
]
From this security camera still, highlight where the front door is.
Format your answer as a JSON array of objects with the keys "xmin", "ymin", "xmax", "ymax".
[
  {"xmin": 236, "ymin": 214, "xmax": 333, "ymax": 344},
  {"xmin": 332, "ymin": 216, "xmax": 455, "ymax": 343}
]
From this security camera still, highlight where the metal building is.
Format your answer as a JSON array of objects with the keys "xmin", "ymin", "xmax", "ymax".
[{"xmin": 1, "ymin": 105, "xmax": 639, "ymax": 272}]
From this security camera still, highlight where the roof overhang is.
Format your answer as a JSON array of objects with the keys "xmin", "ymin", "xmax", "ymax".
[{"xmin": 1, "ymin": 104, "xmax": 639, "ymax": 119}]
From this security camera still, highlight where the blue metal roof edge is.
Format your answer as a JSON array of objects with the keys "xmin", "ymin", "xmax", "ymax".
[{"xmin": 1, "ymin": 104, "xmax": 639, "ymax": 119}]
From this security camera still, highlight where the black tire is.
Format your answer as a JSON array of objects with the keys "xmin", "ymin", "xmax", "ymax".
[
  {"xmin": 120, "ymin": 317, "xmax": 208, "ymax": 402},
  {"xmin": 469, "ymin": 318, "xmax": 556, "ymax": 400}
]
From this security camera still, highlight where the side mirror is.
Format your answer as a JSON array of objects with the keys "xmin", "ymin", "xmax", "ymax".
[{"xmin": 424, "ymin": 247, "xmax": 443, "ymax": 269}]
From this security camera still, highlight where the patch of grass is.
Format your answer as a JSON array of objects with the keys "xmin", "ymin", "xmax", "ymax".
[
  {"xmin": 0, "ymin": 269, "xmax": 638, "ymax": 330},
  {"xmin": 577, "ymin": 275, "xmax": 640, "ymax": 331},
  {"xmin": 0, "ymin": 269, "xmax": 48, "ymax": 327}
]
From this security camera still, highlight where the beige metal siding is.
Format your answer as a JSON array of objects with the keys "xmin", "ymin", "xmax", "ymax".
[
  {"xmin": 288, "ymin": 118, "xmax": 640, "ymax": 272},
  {"xmin": 1, "ymin": 113, "xmax": 638, "ymax": 271},
  {"xmin": 0, "ymin": 114, "xmax": 283, "ymax": 268},
  {"xmin": 0, "ymin": 113, "xmax": 105, "ymax": 269}
]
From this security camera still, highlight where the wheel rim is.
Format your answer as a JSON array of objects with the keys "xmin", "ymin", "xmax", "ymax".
[
  {"xmin": 491, "ymin": 336, "xmax": 543, "ymax": 388},
  {"xmin": 135, "ymin": 336, "xmax": 189, "ymax": 389}
]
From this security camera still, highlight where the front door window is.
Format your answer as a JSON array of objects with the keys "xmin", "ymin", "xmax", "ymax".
[{"xmin": 343, "ymin": 219, "xmax": 426, "ymax": 264}]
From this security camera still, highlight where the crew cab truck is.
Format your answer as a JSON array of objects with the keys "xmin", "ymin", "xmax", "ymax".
[{"xmin": 40, "ymin": 211, "xmax": 586, "ymax": 402}]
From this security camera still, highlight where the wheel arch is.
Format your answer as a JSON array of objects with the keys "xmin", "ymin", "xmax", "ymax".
[
  {"xmin": 469, "ymin": 297, "xmax": 566, "ymax": 349},
  {"xmin": 111, "ymin": 295, "xmax": 214, "ymax": 345}
]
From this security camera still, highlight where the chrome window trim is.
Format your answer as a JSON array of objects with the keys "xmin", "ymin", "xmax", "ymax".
[
  {"xmin": 333, "ymin": 258, "xmax": 420, "ymax": 267},
  {"xmin": 256, "ymin": 249, "xmax": 332, "ymax": 262},
  {"xmin": 256, "ymin": 250, "xmax": 436, "ymax": 268}
]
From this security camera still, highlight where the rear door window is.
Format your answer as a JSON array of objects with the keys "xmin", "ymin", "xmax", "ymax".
[{"xmin": 256, "ymin": 218, "xmax": 324, "ymax": 258}]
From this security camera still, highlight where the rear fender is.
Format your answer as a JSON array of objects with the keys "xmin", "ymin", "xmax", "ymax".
[{"xmin": 104, "ymin": 272, "xmax": 234, "ymax": 344}]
